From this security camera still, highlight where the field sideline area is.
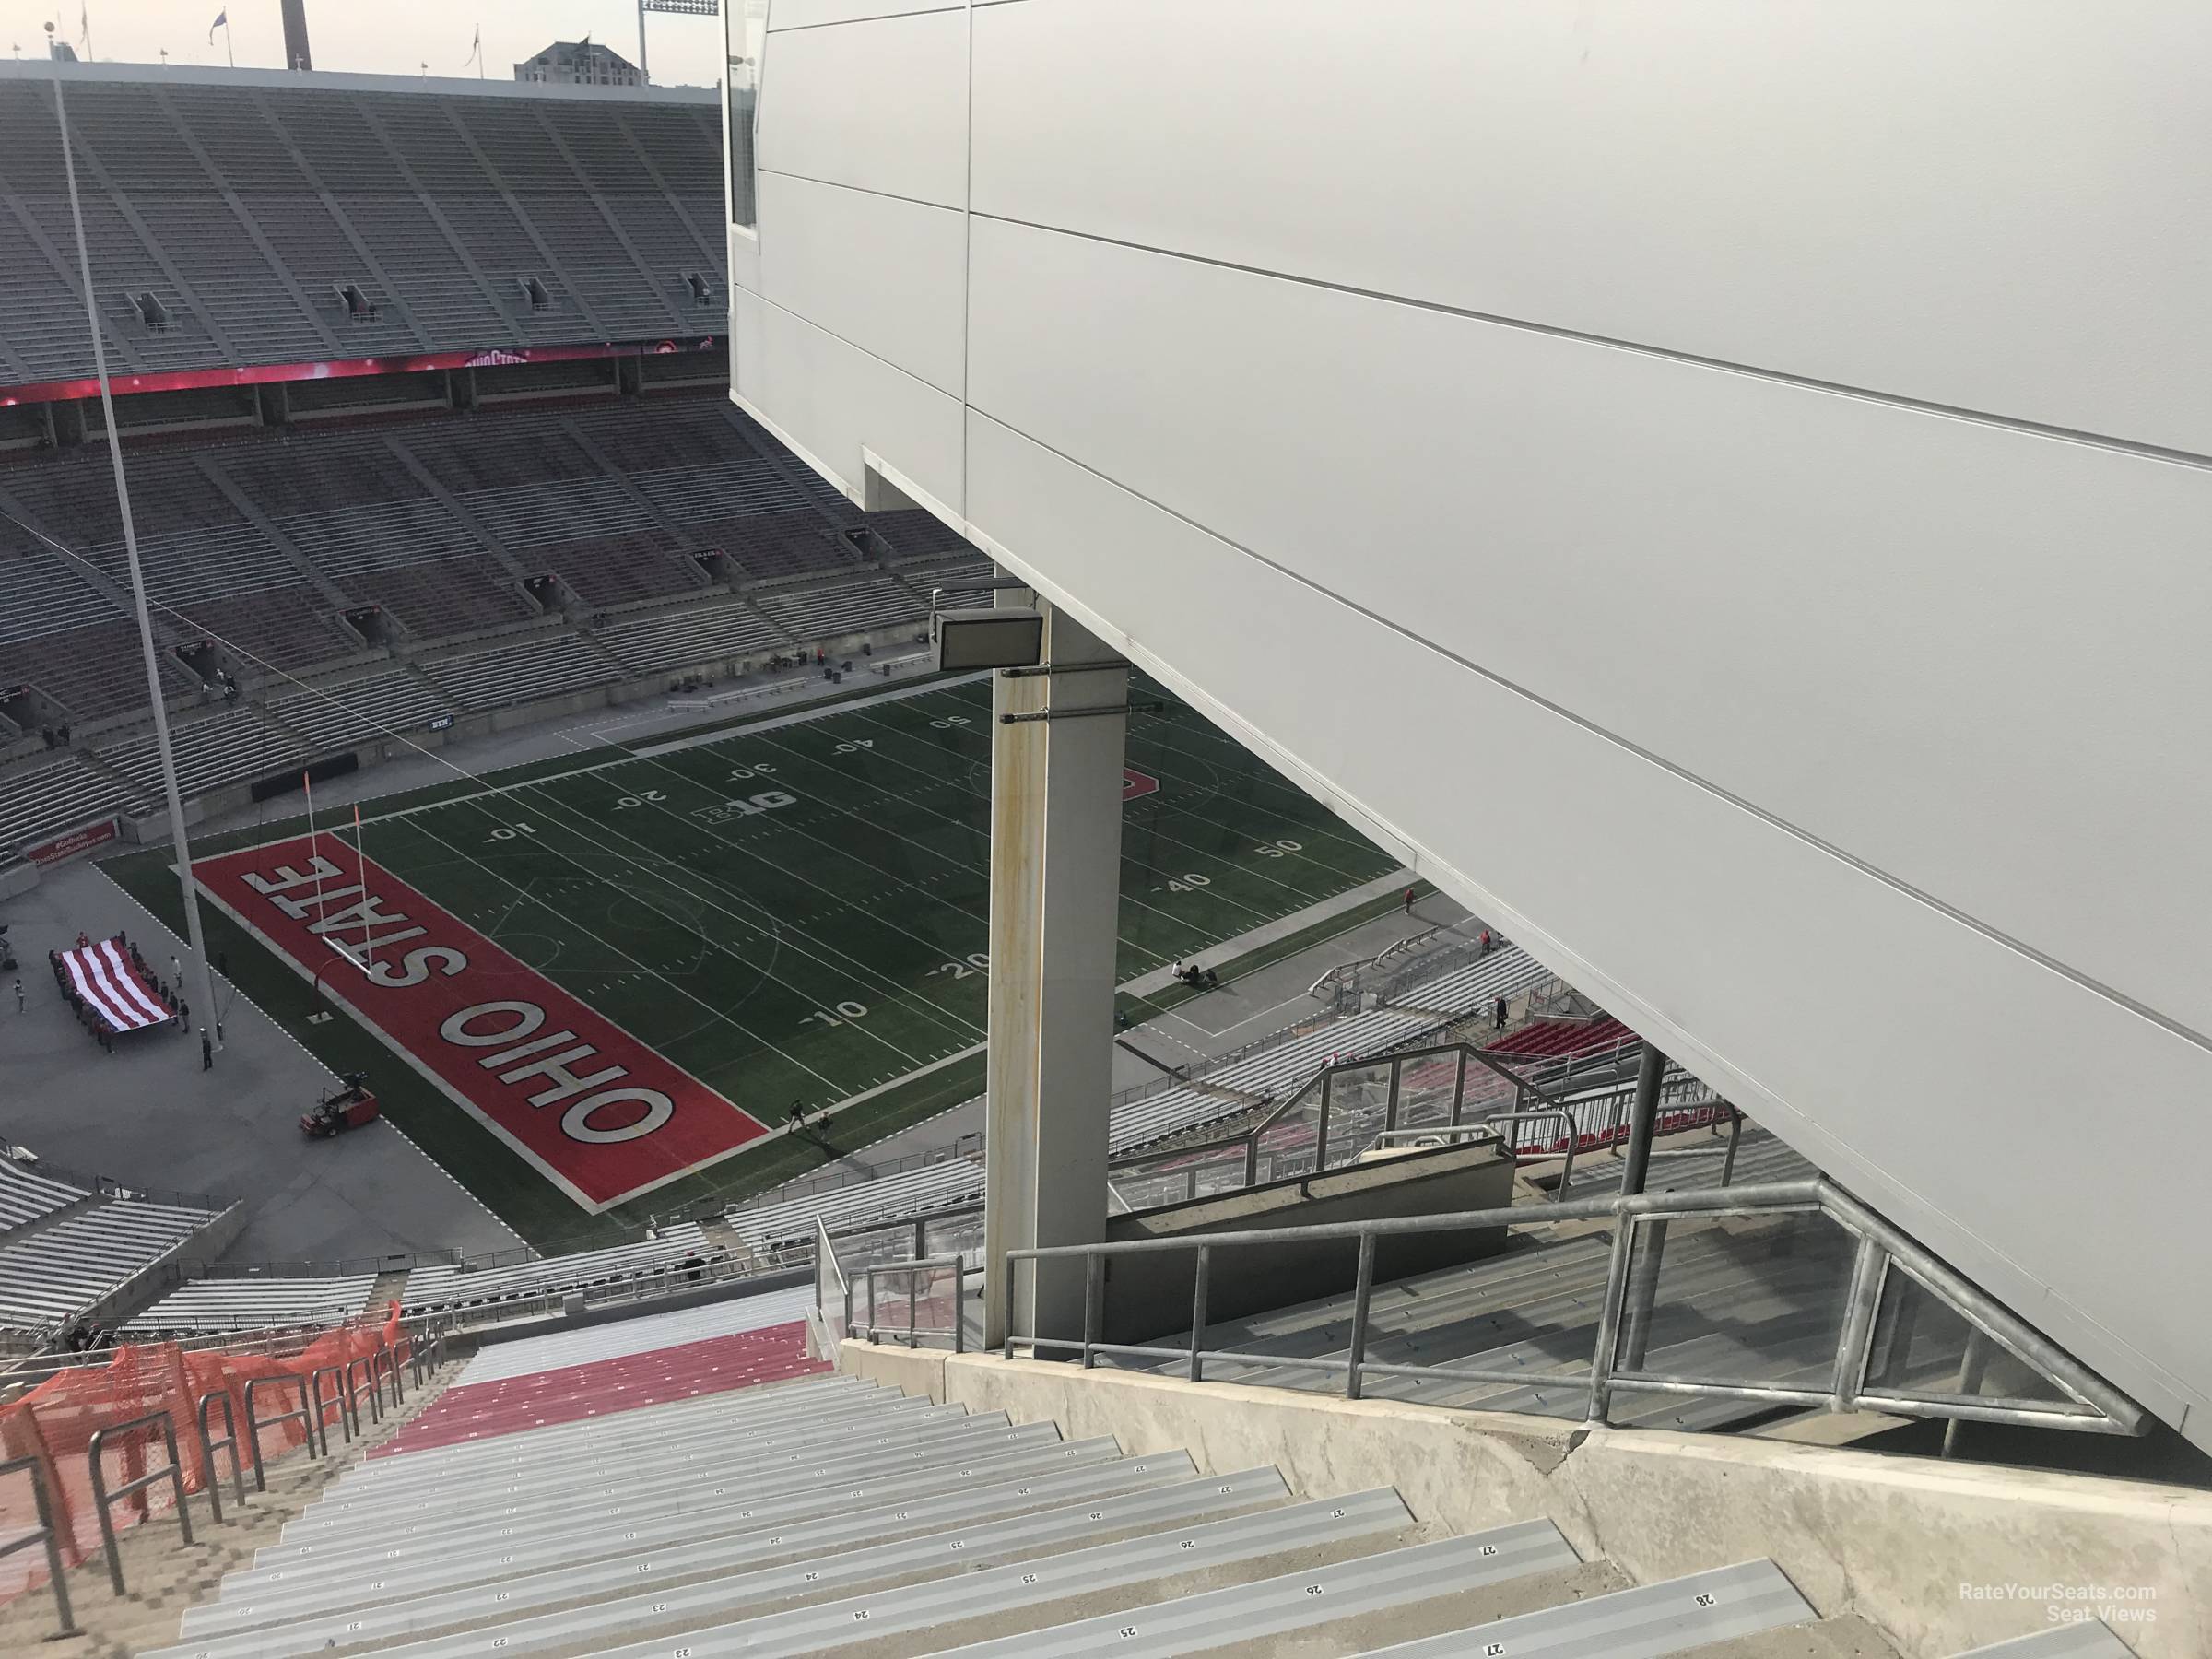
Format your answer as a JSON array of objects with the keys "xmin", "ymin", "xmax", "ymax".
[{"xmin": 107, "ymin": 674, "xmax": 1396, "ymax": 1252}]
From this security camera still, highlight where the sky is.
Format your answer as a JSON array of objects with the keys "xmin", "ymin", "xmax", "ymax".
[{"xmin": 1, "ymin": 0, "xmax": 725, "ymax": 87}]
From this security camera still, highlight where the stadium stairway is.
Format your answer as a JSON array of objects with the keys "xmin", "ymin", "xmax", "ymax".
[{"xmin": 113, "ymin": 1304, "xmax": 1940, "ymax": 1659}]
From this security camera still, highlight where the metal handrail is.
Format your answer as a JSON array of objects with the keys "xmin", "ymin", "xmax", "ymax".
[
  {"xmin": 243, "ymin": 1373, "xmax": 320, "ymax": 1488},
  {"xmin": 194, "ymin": 1389, "xmax": 247, "ymax": 1524},
  {"xmin": 998, "ymin": 1177, "xmax": 2147, "ymax": 1439},
  {"xmin": 853, "ymin": 1254, "xmax": 969, "ymax": 1353},
  {"xmin": 87, "ymin": 1408, "xmax": 194, "ymax": 1594},
  {"xmin": 0, "ymin": 1453, "xmax": 79, "ymax": 1639},
  {"xmin": 312, "ymin": 1363, "xmax": 355, "ymax": 1445},
  {"xmin": 344, "ymin": 1355, "xmax": 383, "ymax": 1427}
]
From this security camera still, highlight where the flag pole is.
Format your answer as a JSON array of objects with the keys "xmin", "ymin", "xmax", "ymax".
[
  {"xmin": 46, "ymin": 25, "xmax": 225, "ymax": 1058},
  {"xmin": 224, "ymin": 19, "xmax": 233, "ymax": 68}
]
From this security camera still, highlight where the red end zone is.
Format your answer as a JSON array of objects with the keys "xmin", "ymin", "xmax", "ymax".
[{"xmin": 194, "ymin": 833, "xmax": 771, "ymax": 1213}]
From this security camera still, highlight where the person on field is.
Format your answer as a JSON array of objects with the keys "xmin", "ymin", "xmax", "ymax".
[{"xmin": 1403, "ymin": 888, "xmax": 1416, "ymax": 916}]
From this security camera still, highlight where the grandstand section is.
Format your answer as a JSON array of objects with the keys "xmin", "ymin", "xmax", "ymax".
[
  {"xmin": 0, "ymin": 65, "xmax": 724, "ymax": 386},
  {"xmin": 120, "ymin": 1272, "xmax": 378, "ymax": 1337},
  {"xmin": 0, "ymin": 1188, "xmax": 229, "ymax": 1337}
]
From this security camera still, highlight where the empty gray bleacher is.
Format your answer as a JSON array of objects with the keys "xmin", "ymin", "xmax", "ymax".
[
  {"xmin": 629, "ymin": 457, "xmax": 817, "ymax": 524},
  {"xmin": 0, "ymin": 1156, "xmax": 92, "ymax": 1234},
  {"xmin": 596, "ymin": 599, "xmax": 788, "ymax": 675},
  {"xmin": 1112, "ymin": 947, "xmax": 1550, "ymax": 1153},
  {"xmin": 96, "ymin": 707, "xmax": 304, "ymax": 801},
  {"xmin": 399, "ymin": 1221, "xmax": 718, "ymax": 1316},
  {"xmin": 135, "ymin": 1283, "xmax": 1872, "ymax": 1659},
  {"xmin": 0, "ymin": 1193, "xmax": 222, "ymax": 1331},
  {"xmin": 0, "ymin": 74, "xmax": 727, "ymax": 380},
  {"xmin": 755, "ymin": 575, "xmax": 928, "ymax": 641},
  {"xmin": 418, "ymin": 630, "xmax": 621, "ymax": 711},
  {"xmin": 728, "ymin": 1159, "xmax": 986, "ymax": 1265},
  {"xmin": 0, "ymin": 755, "xmax": 145, "ymax": 860},
  {"xmin": 268, "ymin": 668, "xmax": 453, "ymax": 755},
  {"xmin": 120, "ymin": 1271, "xmax": 378, "ymax": 1336}
]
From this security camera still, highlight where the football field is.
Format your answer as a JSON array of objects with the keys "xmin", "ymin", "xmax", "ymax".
[{"xmin": 118, "ymin": 675, "xmax": 1399, "ymax": 1248}]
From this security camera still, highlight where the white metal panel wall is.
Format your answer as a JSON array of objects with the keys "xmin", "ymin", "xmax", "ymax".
[
  {"xmin": 971, "ymin": 0, "xmax": 2212, "ymax": 455},
  {"xmin": 738, "ymin": 0, "xmax": 2212, "ymax": 1441},
  {"xmin": 733, "ymin": 288, "xmax": 965, "ymax": 514},
  {"xmin": 759, "ymin": 6, "xmax": 969, "ymax": 207},
  {"xmin": 964, "ymin": 216, "xmax": 2212, "ymax": 1050},
  {"xmin": 964, "ymin": 407, "xmax": 2212, "ymax": 1436},
  {"xmin": 758, "ymin": 171, "xmax": 968, "ymax": 396}
]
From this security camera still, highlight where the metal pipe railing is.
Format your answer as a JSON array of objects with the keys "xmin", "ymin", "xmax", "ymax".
[
  {"xmin": 87, "ymin": 1409, "xmax": 194, "ymax": 1594},
  {"xmin": 194, "ymin": 1389, "xmax": 247, "ymax": 1524},
  {"xmin": 991, "ymin": 1177, "xmax": 2142, "ymax": 1439},
  {"xmin": 0, "ymin": 1453, "xmax": 79, "ymax": 1639},
  {"xmin": 853, "ymin": 1254, "xmax": 970, "ymax": 1352},
  {"xmin": 243, "ymin": 1374, "xmax": 319, "ymax": 1488}
]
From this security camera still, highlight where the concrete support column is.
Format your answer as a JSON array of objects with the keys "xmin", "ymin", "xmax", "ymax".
[{"xmin": 982, "ymin": 603, "xmax": 1127, "ymax": 1352}]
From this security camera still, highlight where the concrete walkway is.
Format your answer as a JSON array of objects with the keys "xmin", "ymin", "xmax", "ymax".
[{"xmin": 0, "ymin": 859, "xmax": 520, "ymax": 1266}]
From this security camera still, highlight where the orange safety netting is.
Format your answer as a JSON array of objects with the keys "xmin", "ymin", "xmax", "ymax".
[{"xmin": 0, "ymin": 1302, "xmax": 407, "ymax": 1603}]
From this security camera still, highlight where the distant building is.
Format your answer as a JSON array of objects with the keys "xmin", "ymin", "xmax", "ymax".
[{"xmin": 515, "ymin": 41, "xmax": 642, "ymax": 88}]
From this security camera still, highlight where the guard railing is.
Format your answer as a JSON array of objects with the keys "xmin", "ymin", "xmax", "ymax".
[
  {"xmin": 995, "ymin": 1179, "xmax": 2147, "ymax": 1439},
  {"xmin": 850, "ymin": 1254, "xmax": 971, "ymax": 1352}
]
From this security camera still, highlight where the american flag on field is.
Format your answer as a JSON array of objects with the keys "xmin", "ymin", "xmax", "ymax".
[{"xmin": 59, "ymin": 937, "xmax": 171, "ymax": 1033}]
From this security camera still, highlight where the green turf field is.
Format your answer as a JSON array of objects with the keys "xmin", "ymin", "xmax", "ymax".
[{"xmin": 110, "ymin": 674, "xmax": 1398, "ymax": 1250}]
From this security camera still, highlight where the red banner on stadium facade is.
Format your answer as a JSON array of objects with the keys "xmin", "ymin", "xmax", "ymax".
[
  {"xmin": 24, "ymin": 818, "xmax": 119, "ymax": 865},
  {"xmin": 0, "ymin": 337, "xmax": 721, "ymax": 409},
  {"xmin": 193, "ymin": 832, "xmax": 770, "ymax": 1212}
]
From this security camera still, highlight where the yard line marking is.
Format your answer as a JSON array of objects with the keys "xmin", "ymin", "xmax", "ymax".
[
  {"xmin": 843, "ymin": 703, "xmax": 1292, "ymax": 927},
  {"xmin": 401, "ymin": 805, "xmax": 855, "ymax": 1096},
  {"xmin": 497, "ymin": 774, "xmax": 983, "ymax": 1049}
]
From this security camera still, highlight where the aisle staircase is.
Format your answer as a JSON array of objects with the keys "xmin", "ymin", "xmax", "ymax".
[{"xmin": 93, "ymin": 1293, "xmax": 2152, "ymax": 1659}]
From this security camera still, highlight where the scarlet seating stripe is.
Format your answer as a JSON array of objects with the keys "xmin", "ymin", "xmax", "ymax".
[{"xmin": 371, "ymin": 1322, "xmax": 827, "ymax": 1454}]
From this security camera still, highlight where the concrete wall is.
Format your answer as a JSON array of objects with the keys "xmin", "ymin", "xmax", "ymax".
[
  {"xmin": 734, "ymin": 0, "xmax": 2212, "ymax": 1450},
  {"xmin": 840, "ymin": 1345, "xmax": 2212, "ymax": 1659},
  {"xmin": 1101, "ymin": 1142, "xmax": 1514, "ymax": 1344}
]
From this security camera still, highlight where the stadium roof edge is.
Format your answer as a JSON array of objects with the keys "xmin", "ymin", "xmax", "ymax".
[{"xmin": 0, "ymin": 58, "xmax": 717, "ymax": 106}]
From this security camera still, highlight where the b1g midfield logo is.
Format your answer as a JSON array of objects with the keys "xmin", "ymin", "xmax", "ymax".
[{"xmin": 691, "ymin": 762, "xmax": 800, "ymax": 828}]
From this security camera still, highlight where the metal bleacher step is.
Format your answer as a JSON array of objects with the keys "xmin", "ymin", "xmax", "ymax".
[
  {"xmin": 190, "ymin": 1465, "xmax": 1300, "ymax": 1659},
  {"xmin": 223, "ymin": 1420, "xmax": 1076, "ymax": 1593},
  {"xmin": 327, "ymin": 1375, "xmax": 877, "ymax": 1486},
  {"xmin": 1355, "ymin": 1558, "xmax": 1820, "ymax": 1656},
  {"xmin": 173, "ymin": 1448, "xmax": 1194, "ymax": 1647},
  {"xmin": 291, "ymin": 1395, "xmax": 959, "ymax": 1528},
  {"xmin": 936, "ymin": 1517, "xmax": 1586, "ymax": 1656},
  {"xmin": 1950, "ymin": 1624, "xmax": 2140, "ymax": 1657},
  {"xmin": 570, "ymin": 1486, "xmax": 1418, "ymax": 1659}
]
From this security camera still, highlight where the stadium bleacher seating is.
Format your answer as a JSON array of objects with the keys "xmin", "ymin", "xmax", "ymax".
[
  {"xmin": 0, "ymin": 1191, "xmax": 225, "ymax": 1333},
  {"xmin": 730, "ymin": 950, "xmax": 1555, "ymax": 1264},
  {"xmin": 95, "ymin": 707, "xmax": 304, "ymax": 801},
  {"xmin": 0, "ymin": 1156, "xmax": 93, "ymax": 1234},
  {"xmin": 133, "ymin": 1299, "xmax": 1848, "ymax": 1659},
  {"xmin": 0, "ymin": 754, "xmax": 145, "ymax": 862},
  {"xmin": 418, "ymin": 629, "xmax": 623, "ymax": 711},
  {"xmin": 729, "ymin": 1159, "xmax": 987, "ymax": 1267},
  {"xmin": 0, "ymin": 75, "xmax": 724, "ymax": 380},
  {"xmin": 755, "ymin": 573, "xmax": 930, "ymax": 642},
  {"xmin": 398, "ymin": 1221, "xmax": 722, "ymax": 1317},
  {"xmin": 266, "ymin": 667, "xmax": 453, "ymax": 755},
  {"xmin": 118, "ymin": 1271, "xmax": 378, "ymax": 1337},
  {"xmin": 1111, "ymin": 947, "xmax": 1551, "ymax": 1154},
  {"xmin": 595, "ymin": 597, "xmax": 788, "ymax": 675}
]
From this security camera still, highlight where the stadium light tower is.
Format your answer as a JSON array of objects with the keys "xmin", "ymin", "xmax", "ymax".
[
  {"xmin": 44, "ymin": 24, "xmax": 226, "ymax": 1059},
  {"xmin": 637, "ymin": 0, "xmax": 718, "ymax": 86}
]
